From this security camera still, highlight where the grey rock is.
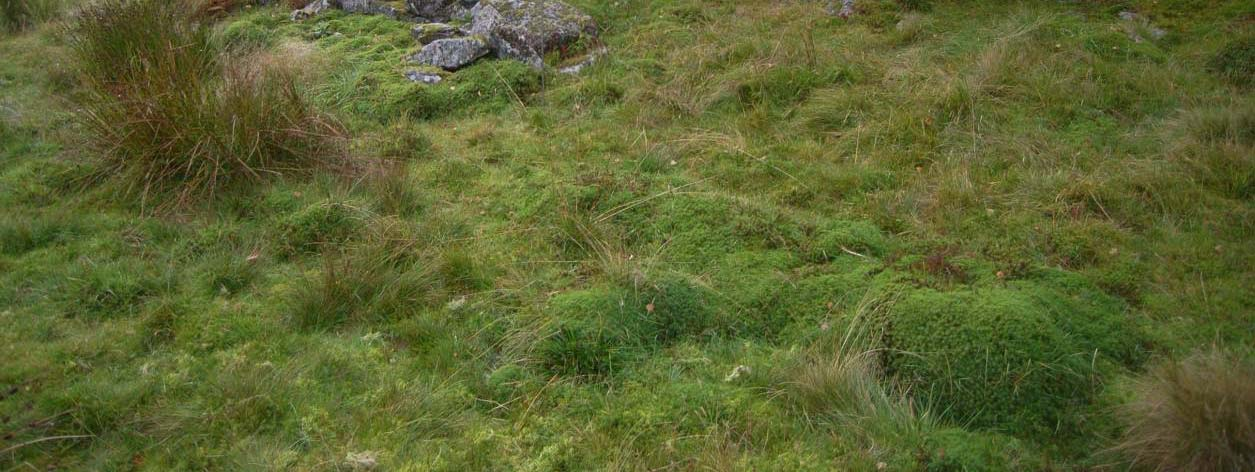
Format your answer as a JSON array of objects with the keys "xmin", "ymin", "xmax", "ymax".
[
  {"xmin": 404, "ymin": 70, "xmax": 444, "ymax": 84},
  {"xmin": 291, "ymin": 0, "xmax": 331, "ymax": 21},
  {"xmin": 469, "ymin": 0, "xmax": 598, "ymax": 69},
  {"xmin": 558, "ymin": 48, "xmax": 605, "ymax": 75},
  {"xmin": 412, "ymin": 23, "xmax": 459, "ymax": 44},
  {"xmin": 827, "ymin": 0, "xmax": 856, "ymax": 18},
  {"xmin": 291, "ymin": 0, "xmax": 400, "ymax": 21},
  {"xmin": 344, "ymin": 451, "xmax": 378, "ymax": 470},
  {"xmin": 337, "ymin": 0, "xmax": 401, "ymax": 17},
  {"xmin": 1118, "ymin": 11, "xmax": 1166, "ymax": 43},
  {"xmin": 411, "ymin": 36, "xmax": 490, "ymax": 70},
  {"xmin": 407, "ymin": 0, "xmax": 475, "ymax": 22}
]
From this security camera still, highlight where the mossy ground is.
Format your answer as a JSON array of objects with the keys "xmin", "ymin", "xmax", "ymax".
[{"xmin": 1, "ymin": 0, "xmax": 1252, "ymax": 469}]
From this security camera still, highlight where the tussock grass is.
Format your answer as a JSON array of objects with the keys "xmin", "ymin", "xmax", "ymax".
[
  {"xmin": 778, "ymin": 298, "xmax": 936, "ymax": 448},
  {"xmin": 1211, "ymin": 35, "xmax": 1254, "ymax": 87},
  {"xmin": 290, "ymin": 217, "xmax": 430, "ymax": 330},
  {"xmin": 69, "ymin": 0, "xmax": 346, "ymax": 208},
  {"xmin": 1118, "ymin": 350, "xmax": 1255, "ymax": 471},
  {"xmin": 0, "ymin": 0, "xmax": 59, "ymax": 32},
  {"xmin": 555, "ymin": 207, "xmax": 641, "ymax": 284}
]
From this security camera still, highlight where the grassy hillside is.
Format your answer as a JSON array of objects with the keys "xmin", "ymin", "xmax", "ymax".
[{"xmin": 1, "ymin": 0, "xmax": 1252, "ymax": 469}]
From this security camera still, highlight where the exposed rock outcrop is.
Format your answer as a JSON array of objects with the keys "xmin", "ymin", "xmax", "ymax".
[
  {"xmin": 292, "ymin": 0, "xmax": 401, "ymax": 21},
  {"xmin": 468, "ymin": 0, "xmax": 598, "ymax": 69},
  {"xmin": 412, "ymin": 22, "xmax": 459, "ymax": 44},
  {"xmin": 406, "ymin": 0, "xmax": 475, "ymax": 22},
  {"xmin": 290, "ymin": 0, "xmax": 602, "ymax": 76},
  {"xmin": 410, "ymin": 36, "xmax": 491, "ymax": 70}
]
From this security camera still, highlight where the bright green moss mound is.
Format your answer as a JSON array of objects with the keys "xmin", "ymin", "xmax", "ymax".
[
  {"xmin": 540, "ymin": 274, "xmax": 714, "ymax": 376},
  {"xmin": 731, "ymin": 64, "xmax": 856, "ymax": 109},
  {"xmin": 274, "ymin": 199, "xmax": 367, "ymax": 256},
  {"xmin": 703, "ymin": 250, "xmax": 797, "ymax": 336},
  {"xmin": 884, "ymin": 271, "xmax": 1143, "ymax": 436},
  {"xmin": 630, "ymin": 194, "xmax": 804, "ymax": 270},
  {"xmin": 541, "ymin": 286, "xmax": 647, "ymax": 376}
]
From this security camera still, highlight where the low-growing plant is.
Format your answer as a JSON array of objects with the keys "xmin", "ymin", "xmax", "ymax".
[
  {"xmin": 275, "ymin": 199, "xmax": 369, "ymax": 256},
  {"xmin": 1117, "ymin": 350, "xmax": 1255, "ymax": 471},
  {"xmin": 0, "ymin": 211, "xmax": 80, "ymax": 255},
  {"xmin": 537, "ymin": 274, "xmax": 714, "ymax": 377},
  {"xmin": 361, "ymin": 159, "xmax": 427, "ymax": 216},
  {"xmin": 787, "ymin": 348, "xmax": 886, "ymax": 421},
  {"xmin": 69, "ymin": 0, "xmax": 345, "ymax": 207}
]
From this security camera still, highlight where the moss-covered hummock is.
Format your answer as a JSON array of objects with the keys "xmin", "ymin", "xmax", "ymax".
[
  {"xmin": 883, "ymin": 271, "xmax": 1144, "ymax": 436},
  {"xmin": 539, "ymin": 273, "xmax": 714, "ymax": 376}
]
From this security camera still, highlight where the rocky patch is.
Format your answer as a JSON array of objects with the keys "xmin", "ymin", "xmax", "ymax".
[
  {"xmin": 407, "ymin": 0, "xmax": 476, "ymax": 22},
  {"xmin": 411, "ymin": 36, "xmax": 490, "ymax": 70},
  {"xmin": 290, "ymin": 0, "xmax": 600, "ymax": 79},
  {"xmin": 1118, "ymin": 11, "xmax": 1167, "ymax": 43},
  {"xmin": 467, "ymin": 0, "xmax": 598, "ymax": 69},
  {"xmin": 412, "ymin": 22, "xmax": 459, "ymax": 44},
  {"xmin": 404, "ymin": 70, "xmax": 444, "ymax": 84},
  {"xmin": 291, "ymin": 0, "xmax": 401, "ymax": 21}
]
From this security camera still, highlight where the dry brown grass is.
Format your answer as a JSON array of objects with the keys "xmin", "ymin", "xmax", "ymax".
[{"xmin": 1118, "ymin": 349, "xmax": 1255, "ymax": 471}]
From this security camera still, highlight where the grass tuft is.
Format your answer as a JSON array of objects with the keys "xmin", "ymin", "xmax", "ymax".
[
  {"xmin": 289, "ymin": 218, "xmax": 441, "ymax": 330},
  {"xmin": 1210, "ymin": 35, "xmax": 1254, "ymax": 88},
  {"xmin": 1118, "ymin": 350, "xmax": 1255, "ymax": 471},
  {"xmin": 69, "ymin": 0, "xmax": 346, "ymax": 207},
  {"xmin": 0, "ymin": 0, "xmax": 59, "ymax": 33}
]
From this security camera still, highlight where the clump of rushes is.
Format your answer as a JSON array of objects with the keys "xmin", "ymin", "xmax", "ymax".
[
  {"xmin": 1118, "ymin": 350, "xmax": 1255, "ymax": 471},
  {"xmin": 0, "ymin": 0, "xmax": 59, "ymax": 32},
  {"xmin": 290, "ymin": 218, "xmax": 436, "ymax": 330},
  {"xmin": 69, "ymin": 0, "xmax": 345, "ymax": 208}
]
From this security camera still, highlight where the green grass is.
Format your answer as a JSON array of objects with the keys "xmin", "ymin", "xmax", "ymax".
[{"xmin": 0, "ymin": 0, "xmax": 1252, "ymax": 469}]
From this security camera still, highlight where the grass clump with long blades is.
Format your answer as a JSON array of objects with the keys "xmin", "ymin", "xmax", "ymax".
[
  {"xmin": 0, "ymin": 0, "xmax": 59, "ymax": 33},
  {"xmin": 1118, "ymin": 350, "xmax": 1255, "ymax": 471},
  {"xmin": 69, "ymin": 0, "xmax": 345, "ymax": 208}
]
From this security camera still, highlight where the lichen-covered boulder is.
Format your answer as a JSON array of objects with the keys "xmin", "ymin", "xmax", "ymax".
[
  {"xmin": 292, "ymin": 0, "xmax": 400, "ymax": 21},
  {"xmin": 410, "ymin": 36, "xmax": 490, "ymax": 70},
  {"xmin": 290, "ymin": 0, "xmax": 330, "ymax": 20},
  {"xmin": 469, "ymin": 0, "xmax": 598, "ymax": 69},
  {"xmin": 411, "ymin": 23, "xmax": 459, "ymax": 44},
  {"xmin": 337, "ymin": 0, "xmax": 401, "ymax": 16},
  {"xmin": 406, "ymin": 0, "xmax": 474, "ymax": 21}
]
